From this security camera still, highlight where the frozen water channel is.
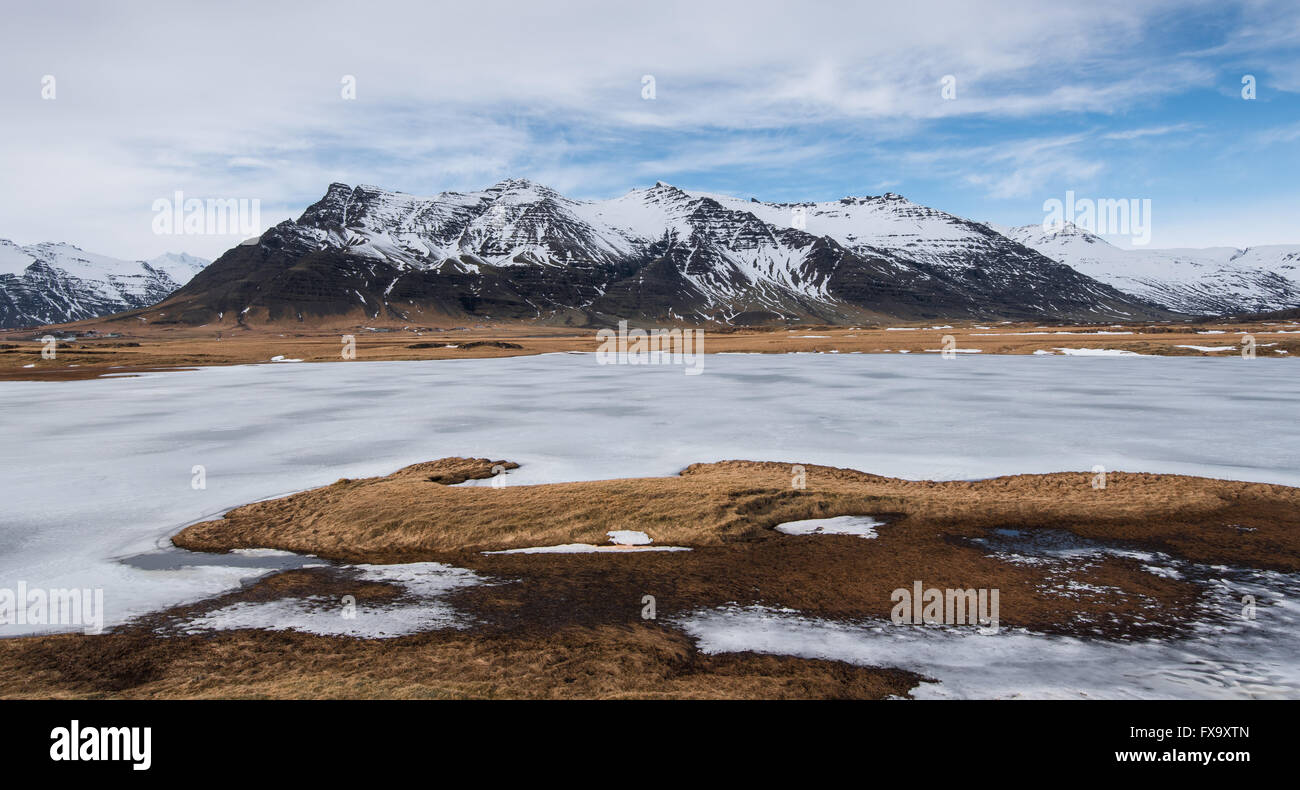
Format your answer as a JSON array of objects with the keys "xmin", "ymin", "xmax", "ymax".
[
  {"xmin": 679, "ymin": 555, "xmax": 1300, "ymax": 699},
  {"xmin": 1, "ymin": 353, "xmax": 1297, "ymax": 646}
]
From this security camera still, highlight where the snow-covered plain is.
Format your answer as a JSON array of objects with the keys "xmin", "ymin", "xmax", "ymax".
[{"xmin": 1, "ymin": 352, "xmax": 1298, "ymax": 638}]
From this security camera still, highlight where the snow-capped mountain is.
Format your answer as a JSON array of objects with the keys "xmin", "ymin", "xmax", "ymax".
[
  {"xmin": 999, "ymin": 223, "xmax": 1300, "ymax": 315},
  {"xmin": 145, "ymin": 252, "xmax": 210, "ymax": 288},
  {"xmin": 0, "ymin": 240, "xmax": 209, "ymax": 328},
  {"xmin": 152, "ymin": 179, "xmax": 1170, "ymax": 327}
]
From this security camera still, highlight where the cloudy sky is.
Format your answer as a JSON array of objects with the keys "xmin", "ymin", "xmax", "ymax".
[{"xmin": 2, "ymin": 0, "xmax": 1298, "ymax": 260}]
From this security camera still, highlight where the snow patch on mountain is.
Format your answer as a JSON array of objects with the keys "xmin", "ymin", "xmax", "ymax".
[
  {"xmin": 0, "ymin": 240, "xmax": 210, "ymax": 328},
  {"xmin": 999, "ymin": 222, "xmax": 1300, "ymax": 315}
]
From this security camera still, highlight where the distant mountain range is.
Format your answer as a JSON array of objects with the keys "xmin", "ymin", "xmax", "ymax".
[
  {"xmin": 7, "ymin": 180, "xmax": 1300, "ymax": 330},
  {"xmin": 996, "ymin": 222, "xmax": 1300, "ymax": 316},
  {"xmin": 0, "ymin": 240, "xmax": 208, "ymax": 328},
  {"xmin": 139, "ymin": 179, "xmax": 1173, "ymax": 327}
]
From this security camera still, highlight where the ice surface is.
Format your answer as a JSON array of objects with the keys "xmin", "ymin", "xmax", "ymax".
[
  {"xmin": 180, "ymin": 562, "xmax": 486, "ymax": 638},
  {"xmin": 679, "ymin": 526, "xmax": 1300, "ymax": 698},
  {"xmin": 2, "ymin": 353, "xmax": 1299, "ymax": 635},
  {"xmin": 1051, "ymin": 348, "xmax": 1147, "ymax": 356},
  {"xmin": 678, "ymin": 558, "xmax": 1300, "ymax": 699}
]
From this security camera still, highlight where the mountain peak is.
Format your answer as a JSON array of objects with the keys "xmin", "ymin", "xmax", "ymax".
[
  {"xmin": 482, "ymin": 178, "xmax": 563, "ymax": 205},
  {"xmin": 1040, "ymin": 221, "xmax": 1108, "ymax": 243},
  {"xmin": 837, "ymin": 191, "xmax": 911, "ymax": 206},
  {"xmin": 641, "ymin": 181, "xmax": 690, "ymax": 200},
  {"xmin": 1001, "ymin": 221, "xmax": 1113, "ymax": 250},
  {"xmin": 488, "ymin": 177, "xmax": 549, "ymax": 192},
  {"xmin": 299, "ymin": 183, "xmax": 359, "ymax": 225}
]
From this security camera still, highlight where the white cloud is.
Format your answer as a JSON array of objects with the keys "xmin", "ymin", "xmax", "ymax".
[
  {"xmin": 905, "ymin": 134, "xmax": 1105, "ymax": 200},
  {"xmin": 0, "ymin": 0, "xmax": 1295, "ymax": 257},
  {"xmin": 1102, "ymin": 123, "xmax": 1199, "ymax": 140}
]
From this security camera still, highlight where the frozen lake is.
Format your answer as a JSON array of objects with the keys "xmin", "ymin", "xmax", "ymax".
[{"xmin": 1, "ymin": 352, "xmax": 1298, "ymax": 636}]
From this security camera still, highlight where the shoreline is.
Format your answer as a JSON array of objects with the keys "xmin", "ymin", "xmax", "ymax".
[{"xmin": 2, "ymin": 318, "xmax": 1296, "ymax": 382}]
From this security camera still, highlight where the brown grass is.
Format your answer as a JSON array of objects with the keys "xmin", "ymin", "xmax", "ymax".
[
  {"xmin": 2, "ymin": 318, "xmax": 1295, "ymax": 381},
  {"xmin": 0, "ymin": 624, "xmax": 924, "ymax": 700},
  {"xmin": 174, "ymin": 458, "xmax": 1300, "ymax": 571}
]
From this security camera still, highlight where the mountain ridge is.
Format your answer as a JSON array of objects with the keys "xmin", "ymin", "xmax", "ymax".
[
  {"xmin": 0, "ymin": 240, "xmax": 209, "ymax": 329},
  {"xmin": 141, "ymin": 179, "xmax": 1175, "ymax": 327},
  {"xmin": 998, "ymin": 222, "xmax": 1300, "ymax": 315}
]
